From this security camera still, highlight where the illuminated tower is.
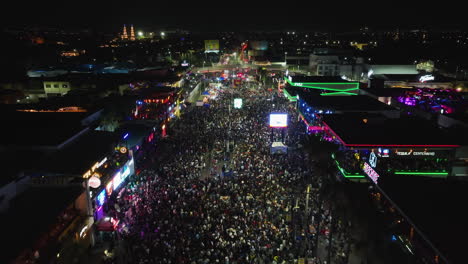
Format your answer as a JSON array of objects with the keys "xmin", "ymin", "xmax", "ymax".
[
  {"xmin": 122, "ymin": 24, "xmax": 128, "ymax": 40},
  {"xmin": 130, "ymin": 24, "xmax": 136, "ymax": 41}
]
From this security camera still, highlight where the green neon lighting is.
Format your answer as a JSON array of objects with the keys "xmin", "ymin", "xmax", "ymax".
[
  {"xmin": 320, "ymin": 91, "xmax": 357, "ymax": 96},
  {"xmin": 284, "ymin": 77, "xmax": 360, "ymax": 92},
  {"xmin": 394, "ymin": 172, "xmax": 448, "ymax": 175},
  {"xmin": 331, "ymin": 153, "xmax": 365, "ymax": 178},
  {"xmin": 283, "ymin": 89, "xmax": 297, "ymax": 101}
]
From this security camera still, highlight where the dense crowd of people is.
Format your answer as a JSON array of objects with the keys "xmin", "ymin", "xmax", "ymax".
[{"xmin": 104, "ymin": 81, "xmax": 353, "ymax": 264}]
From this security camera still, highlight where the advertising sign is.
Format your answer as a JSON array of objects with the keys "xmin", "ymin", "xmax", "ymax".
[
  {"xmin": 396, "ymin": 150, "xmax": 435, "ymax": 156},
  {"xmin": 377, "ymin": 148, "xmax": 390, "ymax": 158},
  {"xmin": 204, "ymin": 40, "xmax": 219, "ymax": 53},
  {"xmin": 269, "ymin": 113, "xmax": 288, "ymax": 128},
  {"xmin": 363, "ymin": 162, "xmax": 380, "ymax": 184},
  {"xmin": 369, "ymin": 152, "xmax": 377, "ymax": 168},
  {"xmin": 234, "ymin": 98, "xmax": 243, "ymax": 109},
  {"xmin": 88, "ymin": 176, "xmax": 101, "ymax": 188},
  {"xmin": 106, "ymin": 181, "xmax": 113, "ymax": 196},
  {"xmin": 112, "ymin": 171, "xmax": 122, "ymax": 191},
  {"xmin": 96, "ymin": 189, "xmax": 106, "ymax": 207}
]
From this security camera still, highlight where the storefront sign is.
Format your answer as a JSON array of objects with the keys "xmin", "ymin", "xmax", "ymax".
[
  {"xmin": 119, "ymin": 147, "xmax": 128, "ymax": 154},
  {"xmin": 88, "ymin": 176, "xmax": 101, "ymax": 188},
  {"xmin": 113, "ymin": 171, "xmax": 122, "ymax": 191},
  {"xmin": 106, "ymin": 181, "xmax": 113, "ymax": 196},
  {"xmin": 363, "ymin": 162, "xmax": 380, "ymax": 184},
  {"xmin": 419, "ymin": 75, "xmax": 434, "ymax": 83},
  {"xmin": 377, "ymin": 148, "xmax": 390, "ymax": 158},
  {"xmin": 83, "ymin": 157, "xmax": 108, "ymax": 178},
  {"xmin": 369, "ymin": 152, "xmax": 377, "ymax": 168},
  {"xmin": 396, "ymin": 151, "xmax": 435, "ymax": 156},
  {"xmin": 96, "ymin": 189, "xmax": 106, "ymax": 207}
]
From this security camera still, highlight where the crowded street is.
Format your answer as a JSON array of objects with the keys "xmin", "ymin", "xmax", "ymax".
[{"xmin": 104, "ymin": 81, "xmax": 353, "ymax": 264}]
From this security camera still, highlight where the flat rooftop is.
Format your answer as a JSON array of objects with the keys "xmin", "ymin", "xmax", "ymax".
[
  {"xmin": 299, "ymin": 93, "xmax": 397, "ymax": 112},
  {"xmin": 39, "ymin": 131, "xmax": 117, "ymax": 175},
  {"xmin": 289, "ymin": 75, "xmax": 358, "ymax": 83},
  {"xmin": 322, "ymin": 114, "xmax": 460, "ymax": 147},
  {"xmin": 0, "ymin": 111, "xmax": 88, "ymax": 147},
  {"xmin": 378, "ymin": 175, "xmax": 468, "ymax": 264},
  {"xmin": 0, "ymin": 149, "xmax": 45, "ymax": 186},
  {"xmin": 134, "ymin": 86, "xmax": 177, "ymax": 99},
  {"xmin": 372, "ymin": 74, "xmax": 455, "ymax": 83},
  {"xmin": 0, "ymin": 186, "xmax": 83, "ymax": 263}
]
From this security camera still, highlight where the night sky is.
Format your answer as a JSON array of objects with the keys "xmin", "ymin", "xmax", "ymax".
[{"xmin": 2, "ymin": 1, "xmax": 467, "ymax": 31}]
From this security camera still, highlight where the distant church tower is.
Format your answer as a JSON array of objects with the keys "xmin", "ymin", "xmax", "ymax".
[
  {"xmin": 122, "ymin": 24, "xmax": 128, "ymax": 40},
  {"xmin": 130, "ymin": 24, "xmax": 136, "ymax": 41}
]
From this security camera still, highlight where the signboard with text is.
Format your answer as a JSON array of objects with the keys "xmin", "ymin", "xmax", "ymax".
[{"xmin": 363, "ymin": 162, "xmax": 380, "ymax": 184}]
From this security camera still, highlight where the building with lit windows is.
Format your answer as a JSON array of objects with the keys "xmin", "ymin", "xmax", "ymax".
[{"xmin": 43, "ymin": 81, "xmax": 71, "ymax": 97}]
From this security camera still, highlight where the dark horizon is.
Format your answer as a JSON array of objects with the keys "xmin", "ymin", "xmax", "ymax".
[{"xmin": 2, "ymin": 2, "xmax": 468, "ymax": 32}]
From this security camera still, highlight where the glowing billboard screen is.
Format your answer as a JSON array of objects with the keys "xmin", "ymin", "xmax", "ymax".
[
  {"xmin": 113, "ymin": 171, "xmax": 122, "ymax": 191},
  {"xmin": 106, "ymin": 181, "xmax": 113, "ymax": 196},
  {"xmin": 269, "ymin": 114, "xmax": 288, "ymax": 128},
  {"xmin": 96, "ymin": 189, "xmax": 106, "ymax": 207},
  {"xmin": 363, "ymin": 162, "xmax": 380, "ymax": 184},
  {"xmin": 234, "ymin": 98, "xmax": 243, "ymax": 109}
]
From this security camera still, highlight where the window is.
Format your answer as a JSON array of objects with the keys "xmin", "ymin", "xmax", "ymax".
[
  {"xmin": 45, "ymin": 84, "xmax": 51, "ymax": 88},
  {"xmin": 62, "ymin": 84, "xmax": 68, "ymax": 88},
  {"xmin": 54, "ymin": 84, "xmax": 59, "ymax": 88}
]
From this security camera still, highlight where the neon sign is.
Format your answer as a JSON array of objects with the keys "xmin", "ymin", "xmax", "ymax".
[
  {"xmin": 83, "ymin": 156, "xmax": 108, "ymax": 178},
  {"xmin": 419, "ymin": 75, "xmax": 434, "ymax": 83},
  {"xmin": 121, "ymin": 166, "xmax": 131, "ymax": 181},
  {"xmin": 378, "ymin": 148, "xmax": 390, "ymax": 158},
  {"xmin": 369, "ymin": 152, "xmax": 377, "ymax": 168},
  {"xmin": 119, "ymin": 147, "xmax": 128, "ymax": 154},
  {"xmin": 113, "ymin": 171, "xmax": 122, "ymax": 191},
  {"xmin": 96, "ymin": 189, "xmax": 106, "ymax": 207},
  {"xmin": 363, "ymin": 162, "xmax": 380, "ymax": 184},
  {"xmin": 396, "ymin": 151, "xmax": 435, "ymax": 156},
  {"xmin": 106, "ymin": 181, "xmax": 113, "ymax": 196}
]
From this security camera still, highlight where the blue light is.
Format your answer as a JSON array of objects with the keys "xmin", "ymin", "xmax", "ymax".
[
  {"xmin": 391, "ymin": 235, "xmax": 397, "ymax": 241},
  {"xmin": 96, "ymin": 189, "xmax": 106, "ymax": 207},
  {"xmin": 136, "ymin": 100, "xmax": 143, "ymax": 105},
  {"xmin": 123, "ymin": 133, "xmax": 129, "ymax": 139}
]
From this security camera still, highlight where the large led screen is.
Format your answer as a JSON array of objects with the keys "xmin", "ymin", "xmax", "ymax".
[
  {"xmin": 269, "ymin": 114, "xmax": 288, "ymax": 128},
  {"xmin": 113, "ymin": 171, "xmax": 122, "ymax": 191}
]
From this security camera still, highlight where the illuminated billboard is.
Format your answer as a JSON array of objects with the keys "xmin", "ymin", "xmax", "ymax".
[
  {"xmin": 234, "ymin": 98, "xmax": 243, "ymax": 109},
  {"xmin": 204, "ymin": 40, "xmax": 219, "ymax": 53},
  {"xmin": 113, "ymin": 171, "xmax": 122, "ymax": 191},
  {"xmin": 269, "ymin": 114, "xmax": 288, "ymax": 128},
  {"xmin": 250, "ymin": 41, "xmax": 268, "ymax": 51},
  {"xmin": 111, "ymin": 158, "xmax": 135, "ymax": 192},
  {"xmin": 106, "ymin": 181, "xmax": 113, "ymax": 196},
  {"xmin": 96, "ymin": 189, "xmax": 106, "ymax": 207},
  {"xmin": 363, "ymin": 162, "xmax": 380, "ymax": 184}
]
